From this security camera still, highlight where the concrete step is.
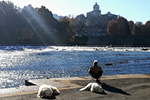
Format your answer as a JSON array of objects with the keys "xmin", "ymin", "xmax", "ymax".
[
  {"xmin": 0, "ymin": 74, "xmax": 149, "ymax": 97},
  {"xmin": 0, "ymin": 85, "xmax": 38, "ymax": 96}
]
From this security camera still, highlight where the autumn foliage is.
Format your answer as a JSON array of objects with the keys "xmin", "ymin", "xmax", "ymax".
[
  {"xmin": 107, "ymin": 17, "xmax": 130, "ymax": 36},
  {"xmin": 0, "ymin": 1, "xmax": 150, "ymax": 46}
]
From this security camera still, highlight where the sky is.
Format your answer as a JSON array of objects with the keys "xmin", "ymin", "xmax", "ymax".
[{"xmin": 2, "ymin": 0, "xmax": 150, "ymax": 23}]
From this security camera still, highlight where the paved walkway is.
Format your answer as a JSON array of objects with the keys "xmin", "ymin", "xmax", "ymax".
[{"xmin": 0, "ymin": 74, "xmax": 150, "ymax": 100}]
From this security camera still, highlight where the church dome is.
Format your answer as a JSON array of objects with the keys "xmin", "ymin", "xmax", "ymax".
[{"xmin": 93, "ymin": 2, "xmax": 99, "ymax": 11}]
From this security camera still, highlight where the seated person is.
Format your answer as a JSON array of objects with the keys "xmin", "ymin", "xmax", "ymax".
[{"xmin": 88, "ymin": 60, "xmax": 103, "ymax": 83}]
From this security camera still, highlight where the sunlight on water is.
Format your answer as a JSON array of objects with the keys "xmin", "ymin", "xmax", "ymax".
[{"xmin": 0, "ymin": 46, "xmax": 150, "ymax": 88}]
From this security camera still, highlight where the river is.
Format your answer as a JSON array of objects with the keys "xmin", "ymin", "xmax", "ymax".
[{"xmin": 0, "ymin": 46, "xmax": 150, "ymax": 88}]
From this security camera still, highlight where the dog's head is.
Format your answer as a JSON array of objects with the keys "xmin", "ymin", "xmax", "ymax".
[
  {"xmin": 95, "ymin": 85, "xmax": 104, "ymax": 93},
  {"xmin": 38, "ymin": 87, "xmax": 53, "ymax": 98}
]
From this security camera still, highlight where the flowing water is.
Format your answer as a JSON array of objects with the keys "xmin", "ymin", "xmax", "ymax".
[{"xmin": 0, "ymin": 46, "xmax": 150, "ymax": 88}]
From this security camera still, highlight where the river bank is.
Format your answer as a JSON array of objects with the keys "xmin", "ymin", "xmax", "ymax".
[{"xmin": 0, "ymin": 74, "xmax": 150, "ymax": 100}]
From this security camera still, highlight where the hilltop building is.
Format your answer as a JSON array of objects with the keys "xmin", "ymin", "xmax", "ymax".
[
  {"xmin": 74, "ymin": 2, "xmax": 117, "ymax": 37},
  {"xmin": 87, "ymin": 2, "xmax": 101, "ymax": 17}
]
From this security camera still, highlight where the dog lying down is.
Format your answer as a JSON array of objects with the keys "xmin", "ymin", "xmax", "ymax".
[
  {"xmin": 37, "ymin": 84, "xmax": 60, "ymax": 98},
  {"xmin": 79, "ymin": 82, "xmax": 104, "ymax": 93}
]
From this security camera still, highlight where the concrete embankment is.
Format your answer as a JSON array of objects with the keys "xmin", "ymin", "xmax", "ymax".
[{"xmin": 0, "ymin": 74, "xmax": 150, "ymax": 100}]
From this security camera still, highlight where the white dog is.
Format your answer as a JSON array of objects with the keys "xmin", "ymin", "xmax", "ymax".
[
  {"xmin": 37, "ymin": 84, "xmax": 60, "ymax": 98},
  {"xmin": 79, "ymin": 83, "xmax": 104, "ymax": 93}
]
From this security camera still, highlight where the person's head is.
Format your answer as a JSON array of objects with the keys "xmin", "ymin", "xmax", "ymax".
[{"xmin": 93, "ymin": 60, "xmax": 98, "ymax": 66}]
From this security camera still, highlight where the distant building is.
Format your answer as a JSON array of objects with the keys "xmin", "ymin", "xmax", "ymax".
[
  {"xmin": 74, "ymin": 2, "xmax": 117, "ymax": 37},
  {"xmin": 75, "ymin": 14, "xmax": 86, "ymax": 22},
  {"xmin": 87, "ymin": 2, "xmax": 101, "ymax": 17}
]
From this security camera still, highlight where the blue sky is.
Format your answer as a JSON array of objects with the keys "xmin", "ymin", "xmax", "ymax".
[{"xmin": 3, "ymin": 0, "xmax": 150, "ymax": 23}]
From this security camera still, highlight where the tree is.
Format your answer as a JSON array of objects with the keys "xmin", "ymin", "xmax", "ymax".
[
  {"xmin": 37, "ymin": 6, "xmax": 58, "ymax": 28},
  {"xmin": 73, "ymin": 15, "xmax": 86, "ymax": 36},
  {"xmin": 107, "ymin": 17, "xmax": 130, "ymax": 36},
  {"xmin": 107, "ymin": 21, "xmax": 119, "ymax": 36},
  {"xmin": 0, "ymin": 1, "xmax": 25, "ymax": 44},
  {"xmin": 133, "ymin": 22, "xmax": 143, "ymax": 36},
  {"xmin": 58, "ymin": 17, "xmax": 74, "ymax": 43},
  {"xmin": 142, "ymin": 21, "xmax": 150, "ymax": 36},
  {"xmin": 128, "ymin": 21, "xmax": 134, "ymax": 35},
  {"xmin": 21, "ymin": 5, "xmax": 60, "ymax": 44},
  {"xmin": 19, "ymin": 28, "xmax": 33, "ymax": 40}
]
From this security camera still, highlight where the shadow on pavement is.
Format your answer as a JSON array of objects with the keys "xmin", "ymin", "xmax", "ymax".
[
  {"xmin": 41, "ymin": 94, "xmax": 60, "ymax": 99},
  {"xmin": 102, "ymin": 83, "xmax": 131, "ymax": 95},
  {"xmin": 41, "ymin": 96, "xmax": 56, "ymax": 99}
]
